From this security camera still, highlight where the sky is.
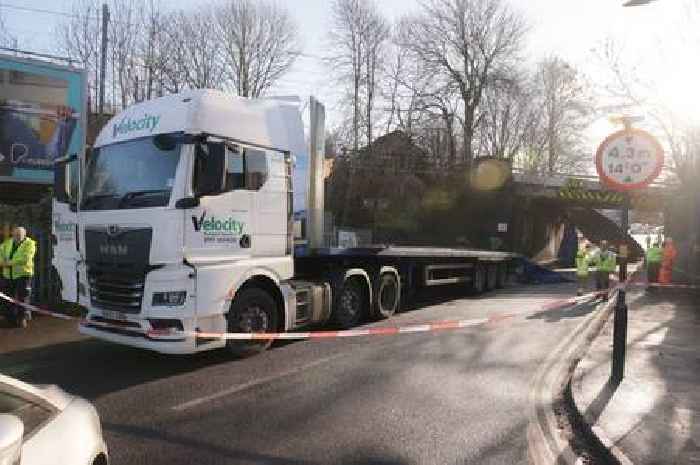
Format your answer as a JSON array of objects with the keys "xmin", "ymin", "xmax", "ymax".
[{"xmin": 1, "ymin": 0, "xmax": 696, "ymax": 142}]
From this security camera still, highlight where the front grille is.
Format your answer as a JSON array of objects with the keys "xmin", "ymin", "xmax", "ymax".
[
  {"xmin": 90, "ymin": 316, "xmax": 142, "ymax": 329},
  {"xmin": 88, "ymin": 268, "xmax": 146, "ymax": 313}
]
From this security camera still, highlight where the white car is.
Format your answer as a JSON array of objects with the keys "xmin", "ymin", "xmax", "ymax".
[{"xmin": 0, "ymin": 375, "xmax": 107, "ymax": 465}]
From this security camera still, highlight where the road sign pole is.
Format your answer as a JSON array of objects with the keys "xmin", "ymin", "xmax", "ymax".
[
  {"xmin": 611, "ymin": 194, "xmax": 629, "ymax": 384},
  {"xmin": 597, "ymin": 119, "xmax": 663, "ymax": 385}
]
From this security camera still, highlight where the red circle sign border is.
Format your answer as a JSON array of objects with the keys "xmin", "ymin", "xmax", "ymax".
[{"xmin": 595, "ymin": 128, "xmax": 664, "ymax": 191}]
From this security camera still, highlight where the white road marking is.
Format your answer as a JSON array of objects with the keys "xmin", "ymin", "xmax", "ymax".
[{"xmin": 171, "ymin": 353, "xmax": 347, "ymax": 412}]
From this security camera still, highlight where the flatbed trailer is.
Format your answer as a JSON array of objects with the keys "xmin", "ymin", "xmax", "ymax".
[
  {"xmin": 297, "ymin": 246, "xmax": 516, "ymax": 298},
  {"xmin": 284, "ymin": 246, "xmax": 518, "ymax": 336}
]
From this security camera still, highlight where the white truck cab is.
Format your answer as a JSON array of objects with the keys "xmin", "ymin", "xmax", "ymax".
[{"xmin": 55, "ymin": 90, "xmax": 317, "ymax": 354}]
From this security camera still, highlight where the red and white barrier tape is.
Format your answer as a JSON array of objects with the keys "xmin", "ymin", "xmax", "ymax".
[
  {"xmin": 0, "ymin": 287, "xmax": 612, "ymax": 341},
  {"xmin": 0, "ymin": 292, "xmax": 76, "ymax": 321}
]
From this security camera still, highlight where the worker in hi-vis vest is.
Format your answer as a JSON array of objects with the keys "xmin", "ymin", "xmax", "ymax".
[
  {"xmin": 0, "ymin": 225, "xmax": 13, "ymax": 315},
  {"xmin": 0, "ymin": 226, "xmax": 36, "ymax": 328},
  {"xmin": 575, "ymin": 242, "xmax": 593, "ymax": 296},
  {"xmin": 645, "ymin": 241, "xmax": 663, "ymax": 284},
  {"xmin": 659, "ymin": 237, "xmax": 678, "ymax": 285},
  {"xmin": 591, "ymin": 240, "xmax": 617, "ymax": 300}
]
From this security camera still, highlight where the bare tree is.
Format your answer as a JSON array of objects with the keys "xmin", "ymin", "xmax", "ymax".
[
  {"xmin": 398, "ymin": 0, "xmax": 527, "ymax": 169},
  {"xmin": 109, "ymin": 0, "xmax": 141, "ymax": 108},
  {"xmin": 362, "ymin": 7, "xmax": 389, "ymax": 148},
  {"xmin": 167, "ymin": 9, "xmax": 226, "ymax": 90},
  {"xmin": 55, "ymin": 0, "xmax": 102, "ymax": 111},
  {"xmin": 327, "ymin": 0, "xmax": 389, "ymax": 152},
  {"xmin": 477, "ymin": 73, "xmax": 536, "ymax": 160},
  {"xmin": 532, "ymin": 56, "xmax": 591, "ymax": 174},
  {"xmin": 0, "ymin": 8, "xmax": 16, "ymax": 48},
  {"xmin": 139, "ymin": 0, "xmax": 172, "ymax": 100},
  {"xmin": 216, "ymin": 0, "xmax": 300, "ymax": 98},
  {"xmin": 594, "ymin": 35, "xmax": 699, "ymax": 186}
]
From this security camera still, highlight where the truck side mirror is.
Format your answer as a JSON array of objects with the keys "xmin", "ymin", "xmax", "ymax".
[
  {"xmin": 54, "ymin": 154, "xmax": 77, "ymax": 205},
  {"xmin": 194, "ymin": 142, "xmax": 226, "ymax": 197},
  {"xmin": 0, "ymin": 414, "xmax": 24, "ymax": 465}
]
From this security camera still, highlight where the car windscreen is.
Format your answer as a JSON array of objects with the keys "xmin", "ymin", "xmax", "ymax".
[{"xmin": 0, "ymin": 390, "xmax": 53, "ymax": 437}]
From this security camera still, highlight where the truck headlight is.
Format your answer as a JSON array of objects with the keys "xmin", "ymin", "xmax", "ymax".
[{"xmin": 152, "ymin": 291, "xmax": 187, "ymax": 307}]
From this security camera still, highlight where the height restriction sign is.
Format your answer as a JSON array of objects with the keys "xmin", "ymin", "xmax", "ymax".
[{"xmin": 595, "ymin": 128, "xmax": 664, "ymax": 191}]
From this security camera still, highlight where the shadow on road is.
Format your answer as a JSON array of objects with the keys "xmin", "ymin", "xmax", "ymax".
[
  {"xmin": 525, "ymin": 300, "xmax": 598, "ymax": 323},
  {"xmin": 0, "ymin": 282, "xmax": 578, "ymax": 403},
  {"xmin": 105, "ymin": 421, "xmax": 316, "ymax": 465},
  {"xmin": 0, "ymin": 337, "xmax": 242, "ymax": 399}
]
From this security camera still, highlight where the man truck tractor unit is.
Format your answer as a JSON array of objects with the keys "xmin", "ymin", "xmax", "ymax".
[{"xmin": 53, "ymin": 90, "xmax": 516, "ymax": 355}]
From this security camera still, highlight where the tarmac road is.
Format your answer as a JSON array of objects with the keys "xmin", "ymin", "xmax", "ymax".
[{"xmin": 1, "ymin": 283, "xmax": 600, "ymax": 465}]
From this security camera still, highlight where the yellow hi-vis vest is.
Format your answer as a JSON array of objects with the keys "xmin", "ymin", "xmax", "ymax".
[
  {"xmin": 7, "ymin": 238, "xmax": 36, "ymax": 279},
  {"xmin": 576, "ymin": 250, "xmax": 590, "ymax": 277},
  {"xmin": 0, "ymin": 238, "xmax": 12, "ymax": 280},
  {"xmin": 596, "ymin": 251, "xmax": 617, "ymax": 273}
]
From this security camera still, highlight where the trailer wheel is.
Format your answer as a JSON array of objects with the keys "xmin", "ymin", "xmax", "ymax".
[
  {"xmin": 473, "ymin": 264, "xmax": 487, "ymax": 294},
  {"xmin": 372, "ymin": 273, "xmax": 400, "ymax": 320},
  {"xmin": 226, "ymin": 287, "xmax": 279, "ymax": 356},
  {"xmin": 496, "ymin": 263, "xmax": 508, "ymax": 289},
  {"xmin": 330, "ymin": 278, "xmax": 366, "ymax": 329}
]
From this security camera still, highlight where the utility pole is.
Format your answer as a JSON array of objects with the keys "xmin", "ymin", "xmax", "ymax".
[{"xmin": 99, "ymin": 3, "xmax": 110, "ymax": 116}]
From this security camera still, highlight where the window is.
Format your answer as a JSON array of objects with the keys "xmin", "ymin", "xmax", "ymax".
[
  {"xmin": 225, "ymin": 146, "xmax": 245, "ymax": 191},
  {"xmin": 221, "ymin": 146, "xmax": 269, "ymax": 192},
  {"xmin": 244, "ymin": 149, "xmax": 268, "ymax": 190},
  {"xmin": 82, "ymin": 134, "xmax": 181, "ymax": 210},
  {"xmin": 68, "ymin": 159, "xmax": 79, "ymax": 201}
]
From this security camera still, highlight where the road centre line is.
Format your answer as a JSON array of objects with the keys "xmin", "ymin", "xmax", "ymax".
[{"xmin": 171, "ymin": 353, "xmax": 347, "ymax": 412}]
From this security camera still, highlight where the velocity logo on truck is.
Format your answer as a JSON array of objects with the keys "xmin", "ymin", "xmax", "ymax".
[
  {"xmin": 113, "ymin": 113, "xmax": 160, "ymax": 137},
  {"xmin": 192, "ymin": 211, "xmax": 245, "ymax": 244}
]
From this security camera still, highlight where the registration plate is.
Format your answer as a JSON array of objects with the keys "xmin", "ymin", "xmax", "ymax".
[{"xmin": 102, "ymin": 310, "xmax": 128, "ymax": 321}]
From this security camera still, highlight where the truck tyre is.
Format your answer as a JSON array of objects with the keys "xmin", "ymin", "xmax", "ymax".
[
  {"xmin": 330, "ymin": 278, "xmax": 366, "ymax": 329},
  {"xmin": 372, "ymin": 273, "xmax": 399, "ymax": 320},
  {"xmin": 226, "ymin": 287, "xmax": 279, "ymax": 356},
  {"xmin": 473, "ymin": 264, "xmax": 487, "ymax": 294},
  {"xmin": 486, "ymin": 264, "xmax": 497, "ymax": 291},
  {"xmin": 496, "ymin": 263, "xmax": 508, "ymax": 289}
]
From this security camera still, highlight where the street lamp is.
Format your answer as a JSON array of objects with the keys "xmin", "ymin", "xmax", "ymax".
[{"xmin": 623, "ymin": 0, "xmax": 658, "ymax": 6}]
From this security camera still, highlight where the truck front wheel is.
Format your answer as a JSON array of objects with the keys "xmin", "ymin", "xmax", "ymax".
[{"xmin": 226, "ymin": 287, "xmax": 279, "ymax": 356}]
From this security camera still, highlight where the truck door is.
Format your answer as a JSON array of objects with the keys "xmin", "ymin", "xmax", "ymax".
[
  {"xmin": 52, "ymin": 157, "xmax": 79, "ymax": 302},
  {"xmin": 185, "ymin": 143, "xmax": 253, "ymax": 261},
  {"xmin": 248, "ymin": 149, "xmax": 287, "ymax": 256}
]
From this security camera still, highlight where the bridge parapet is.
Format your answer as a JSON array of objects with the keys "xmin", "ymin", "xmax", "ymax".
[{"xmin": 513, "ymin": 171, "xmax": 677, "ymax": 210}]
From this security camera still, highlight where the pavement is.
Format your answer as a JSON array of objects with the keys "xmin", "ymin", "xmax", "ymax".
[
  {"xmin": 1, "ymin": 283, "xmax": 601, "ymax": 465},
  {"xmin": 572, "ymin": 286, "xmax": 700, "ymax": 465}
]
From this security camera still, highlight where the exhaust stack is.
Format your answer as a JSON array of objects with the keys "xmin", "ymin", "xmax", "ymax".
[{"xmin": 307, "ymin": 97, "xmax": 325, "ymax": 250}]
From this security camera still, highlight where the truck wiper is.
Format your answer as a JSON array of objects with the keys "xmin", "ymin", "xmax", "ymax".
[
  {"xmin": 118, "ymin": 189, "xmax": 170, "ymax": 207},
  {"xmin": 81, "ymin": 193, "xmax": 119, "ymax": 208}
]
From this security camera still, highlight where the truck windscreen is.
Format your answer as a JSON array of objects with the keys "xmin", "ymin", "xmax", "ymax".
[{"xmin": 81, "ymin": 134, "xmax": 182, "ymax": 210}]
